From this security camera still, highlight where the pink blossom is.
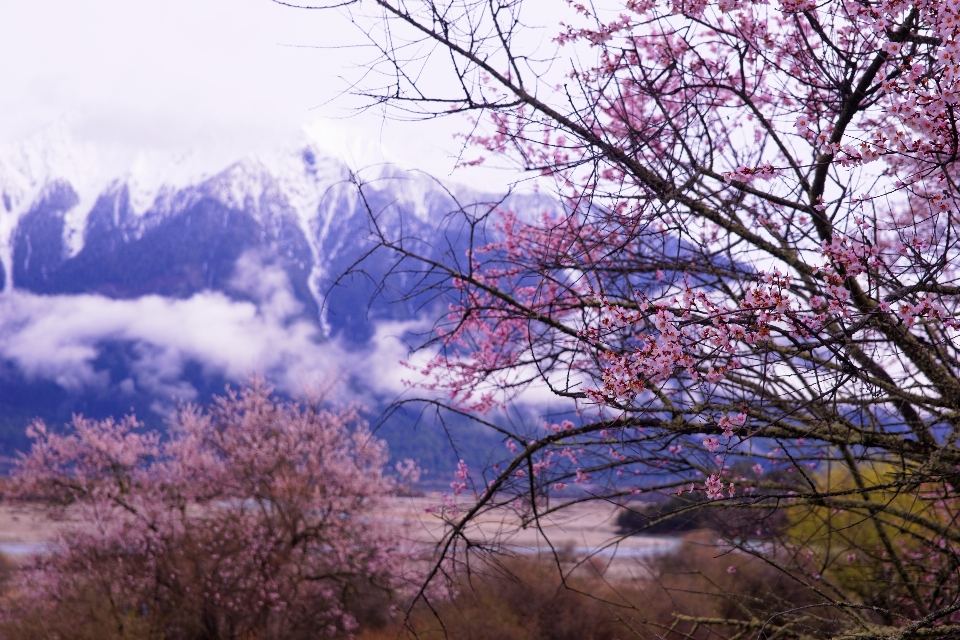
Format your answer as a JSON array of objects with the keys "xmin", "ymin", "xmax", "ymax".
[{"xmin": 8, "ymin": 381, "xmax": 407, "ymax": 636}]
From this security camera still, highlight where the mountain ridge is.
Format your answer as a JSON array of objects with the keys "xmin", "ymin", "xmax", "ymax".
[{"xmin": 0, "ymin": 126, "xmax": 557, "ymax": 473}]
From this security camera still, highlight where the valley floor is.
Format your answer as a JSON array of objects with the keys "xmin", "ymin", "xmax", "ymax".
[{"xmin": 0, "ymin": 496, "xmax": 677, "ymax": 579}]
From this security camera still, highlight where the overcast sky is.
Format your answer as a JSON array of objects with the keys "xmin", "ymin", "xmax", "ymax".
[{"xmin": 0, "ymin": 0, "xmax": 494, "ymax": 178}]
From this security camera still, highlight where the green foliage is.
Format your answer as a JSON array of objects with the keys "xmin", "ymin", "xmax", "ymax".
[
  {"xmin": 615, "ymin": 494, "xmax": 712, "ymax": 535},
  {"xmin": 785, "ymin": 463, "xmax": 960, "ymax": 624},
  {"xmin": 616, "ymin": 465, "xmax": 789, "ymax": 538}
]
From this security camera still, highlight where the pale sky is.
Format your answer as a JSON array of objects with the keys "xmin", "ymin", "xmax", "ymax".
[{"xmin": 0, "ymin": 0, "xmax": 499, "ymax": 180}]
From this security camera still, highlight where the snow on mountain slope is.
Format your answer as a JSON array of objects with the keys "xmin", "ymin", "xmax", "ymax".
[
  {"xmin": 0, "ymin": 123, "xmax": 469, "ymax": 309},
  {"xmin": 0, "ymin": 123, "xmax": 233, "ymax": 279}
]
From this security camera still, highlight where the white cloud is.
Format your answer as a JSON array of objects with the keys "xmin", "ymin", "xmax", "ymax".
[{"xmin": 0, "ymin": 254, "xmax": 432, "ymax": 410}]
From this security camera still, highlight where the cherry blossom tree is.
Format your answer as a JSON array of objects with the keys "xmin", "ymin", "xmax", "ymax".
[
  {"xmin": 288, "ymin": 0, "xmax": 960, "ymax": 634},
  {"xmin": 3, "ymin": 381, "xmax": 410, "ymax": 639}
]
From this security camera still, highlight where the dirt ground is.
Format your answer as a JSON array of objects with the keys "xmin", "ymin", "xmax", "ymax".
[{"xmin": 0, "ymin": 495, "xmax": 677, "ymax": 578}]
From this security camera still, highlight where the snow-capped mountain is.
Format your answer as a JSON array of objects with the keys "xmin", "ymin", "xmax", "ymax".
[
  {"xmin": 0, "ymin": 125, "xmax": 552, "ymax": 472},
  {"xmin": 2, "ymin": 124, "xmax": 445, "ymax": 318}
]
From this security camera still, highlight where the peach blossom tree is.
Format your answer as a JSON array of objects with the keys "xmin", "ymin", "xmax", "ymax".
[{"xmin": 5, "ymin": 382, "xmax": 409, "ymax": 639}]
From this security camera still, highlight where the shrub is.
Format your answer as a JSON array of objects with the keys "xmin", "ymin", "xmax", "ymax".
[
  {"xmin": 360, "ymin": 538, "xmax": 843, "ymax": 640},
  {"xmin": 616, "ymin": 466, "xmax": 790, "ymax": 538},
  {"xmin": 615, "ymin": 495, "xmax": 712, "ymax": 536},
  {"xmin": 404, "ymin": 556, "xmax": 641, "ymax": 640},
  {"xmin": 0, "ymin": 551, "xmax": 12, "ymax": 590},
  {"xmin": 646, "ymin": 533, "xmax": 846, "ymax": 639}
]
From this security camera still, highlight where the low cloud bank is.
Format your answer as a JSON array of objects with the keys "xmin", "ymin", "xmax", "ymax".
[{"xmin": 0, "ymin": 256, "xmax": 424, "ymax": 412}]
